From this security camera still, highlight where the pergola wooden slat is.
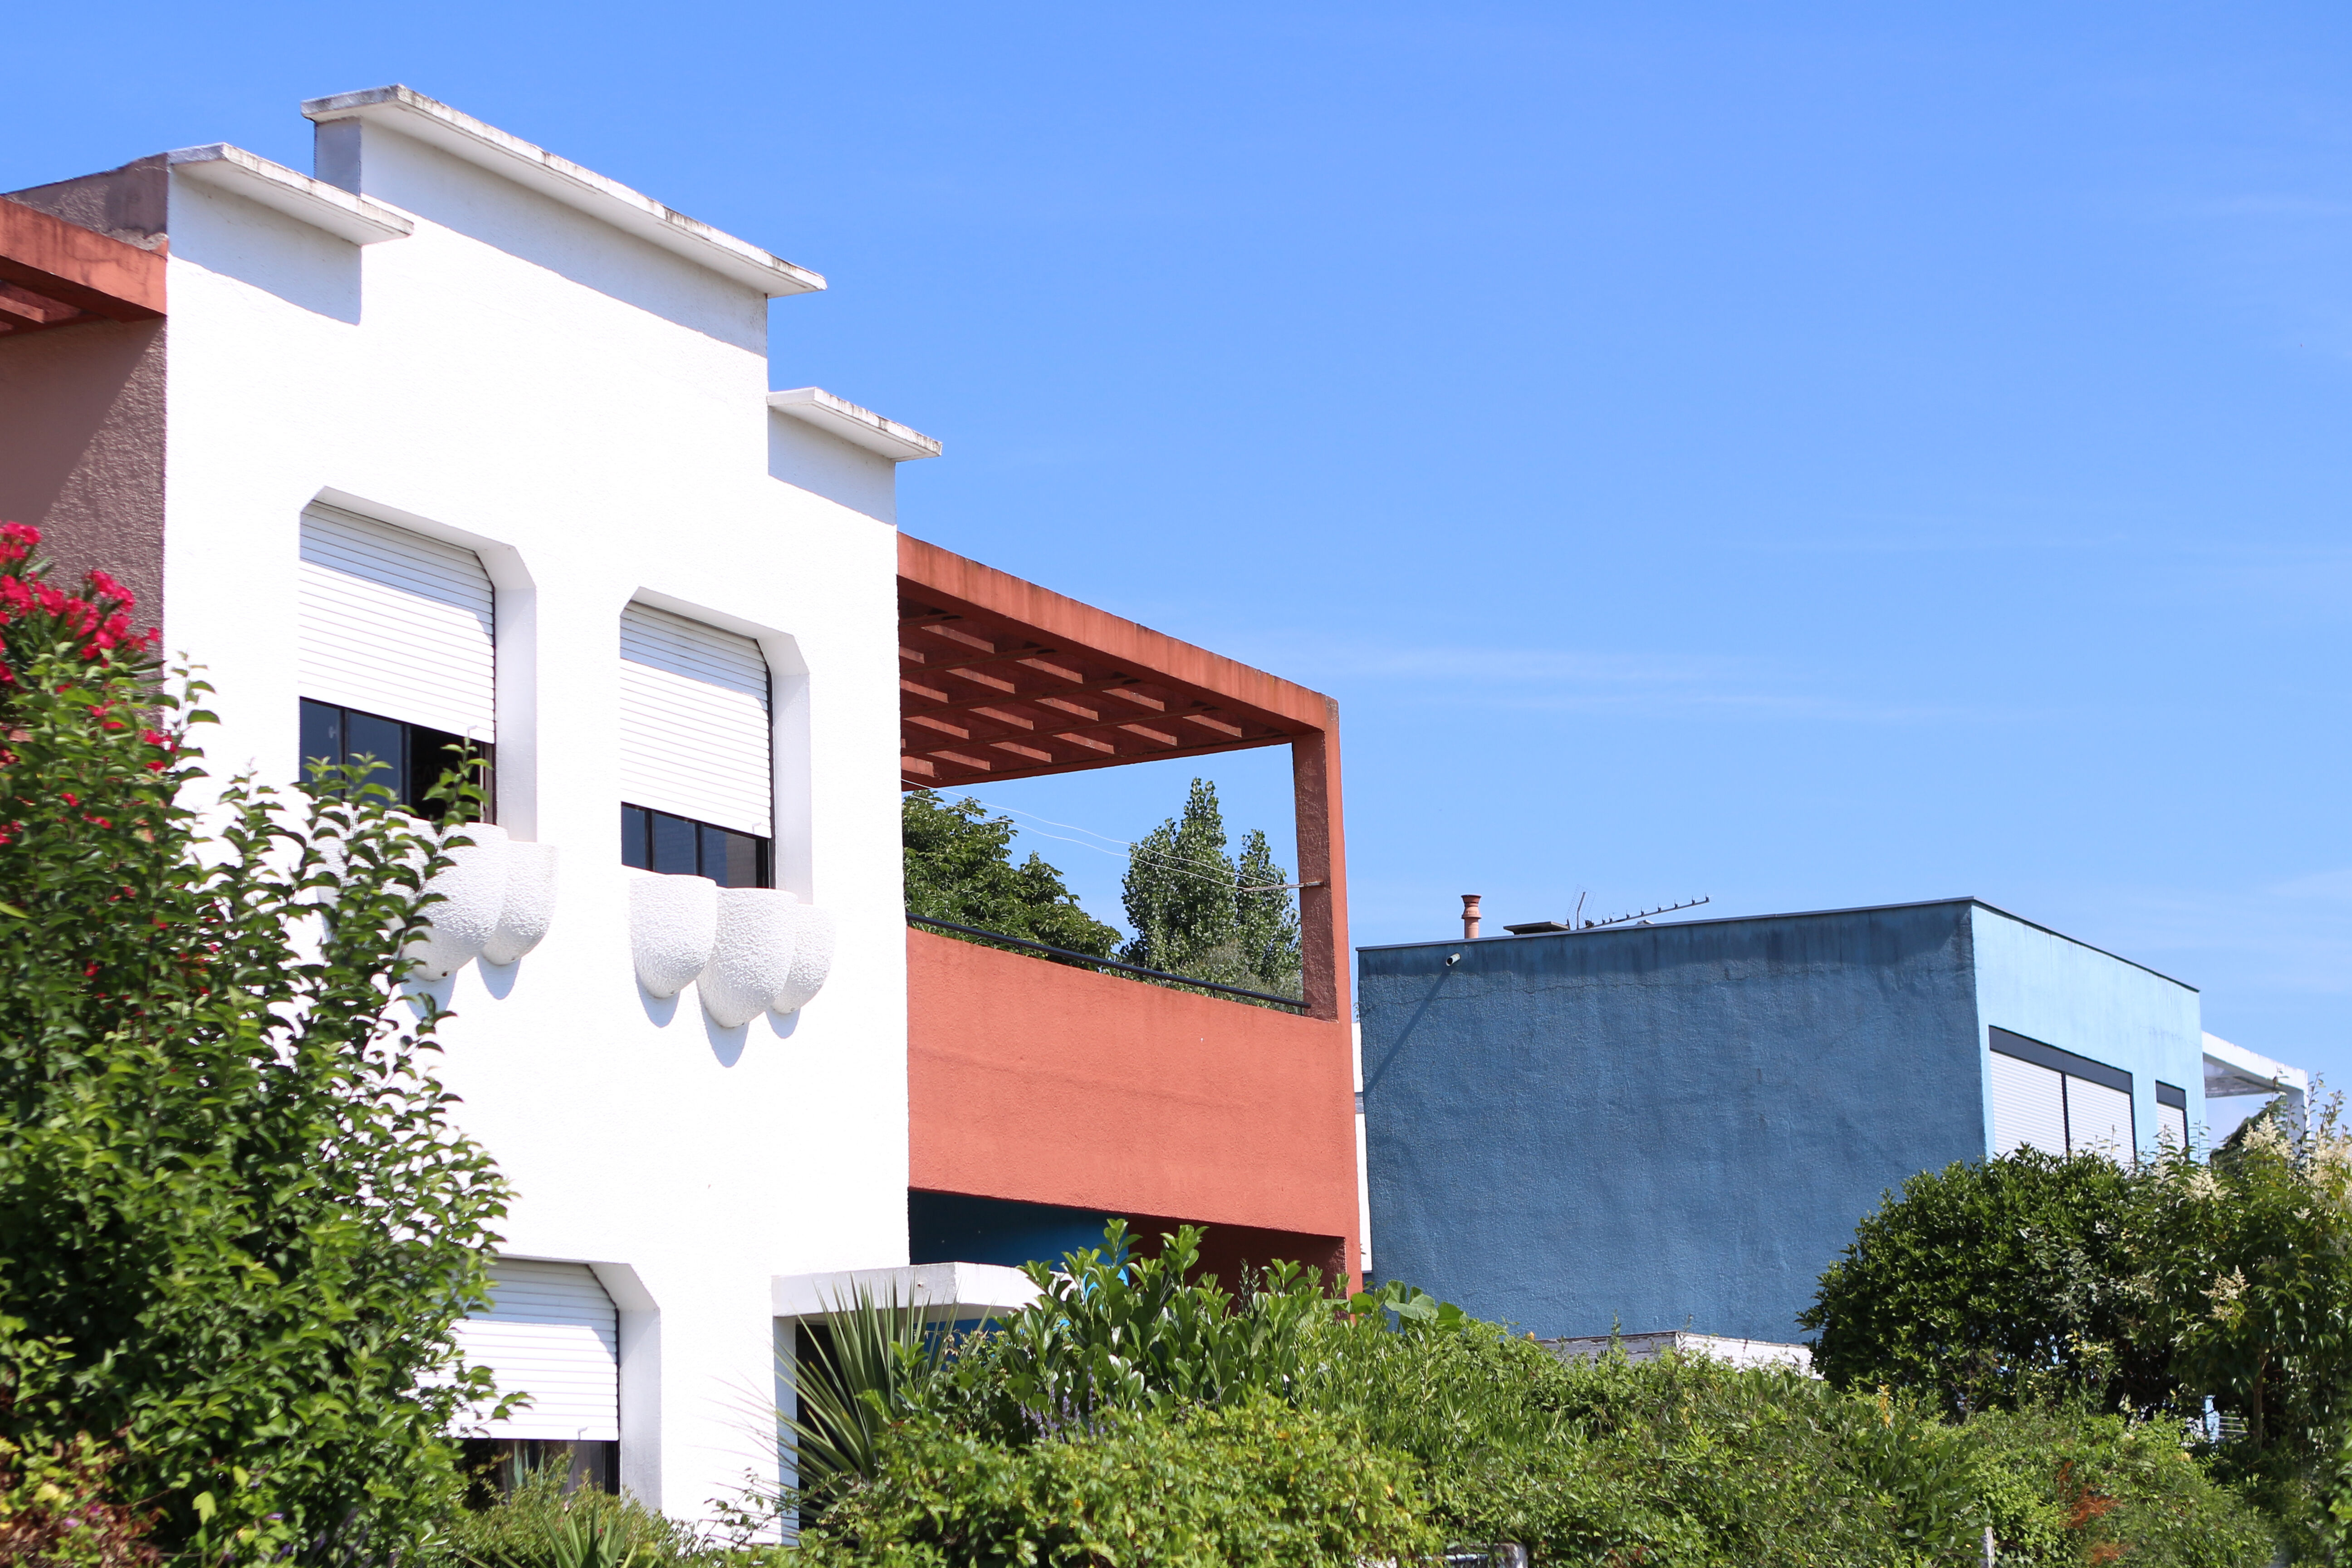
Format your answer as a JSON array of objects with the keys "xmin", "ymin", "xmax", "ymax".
[{"xmin": 897, "ymin": 532, "xmax": 1352, "ymax": 1020}]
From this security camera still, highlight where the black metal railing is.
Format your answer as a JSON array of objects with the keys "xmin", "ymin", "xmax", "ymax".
[{"xmin": 906, "ymin": 913, "xmax": 1308, "ymax": 1012}]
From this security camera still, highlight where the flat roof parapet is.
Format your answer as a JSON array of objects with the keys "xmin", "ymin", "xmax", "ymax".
[{"xmin": 299, "ymin": 85, "xmax": 825, "ymax": 297}]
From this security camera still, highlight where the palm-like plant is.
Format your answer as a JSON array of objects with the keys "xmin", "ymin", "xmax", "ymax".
[{"xmin": 782, "ymin": 1284, "xmax": 964, "ymax": 1500}]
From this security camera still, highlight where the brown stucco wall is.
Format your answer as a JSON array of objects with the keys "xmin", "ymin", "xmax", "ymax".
[
  {"xmin": 0, "ymin": 317, "xmax": 167, "ymax": 623},
  {"xmin": 0, "ymin": 154, "xmax": 168, "ymax": 624}
]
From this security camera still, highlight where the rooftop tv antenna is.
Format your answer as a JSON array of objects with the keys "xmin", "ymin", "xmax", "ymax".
[
  {"xmin": 1502, "ymin": 894, "xmax": 1710, "ymax": 937},
  {"xmin": 1581, "ymin": 896, "xmax": 1710, "ymax": 930}
]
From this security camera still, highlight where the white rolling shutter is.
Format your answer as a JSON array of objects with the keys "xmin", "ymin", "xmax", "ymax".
[
  {"xmin": 300, "ymin": 505, "xmax": 496, "ymax": 740},
  {"xmin": 1990, "ymin": 1051, "xmax": 2066, "ymax": 1156},
  {"xmin": 2066, "ymin": 1078, "xmax": 2135, "ymax": 1159},
  {"xmin": 619, "ymin": 603, "xmax": 770, "ymax": 836},
  {"xmin": 453, "ymin": 1260, "xmax": 620, "ymax": 1442},
  {"xmin": 2162, "ymin": 1102, "xmax": 2191, "ymax": 1151}
]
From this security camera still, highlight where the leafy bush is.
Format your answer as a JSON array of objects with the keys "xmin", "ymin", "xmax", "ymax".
[
  {"xmin": 796, "ymin": 1396, "xmax": 1438, "ymax": 1568},
  {"xmin": 431, "ymin": 1465, "xmax": 702, "ymax": 1568},
  {"xmin": 768, "ymin": 1223, "xmax": 2270, "ymax": 1566},
  {"xmin": 0, "ymin": 1429, "xmax": 160, "ymax": 1567},
  {"xmin": 1802, "ymin": 1120, "xmax": 2352, "ymax": 1556},
  {"xmin": 940, "ymin": 1221, "xmax": 1333, "ymax": 1440},
  {"xmin": 0, "ymin": 524, "xmax": 509, "ymax": 1558},
  {"xmin": 1800, "ymin": 1148, "xmax": 2160, "ymax": 1417}
]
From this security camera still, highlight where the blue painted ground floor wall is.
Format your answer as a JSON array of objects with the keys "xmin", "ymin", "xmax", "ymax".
[{"xmin": 1358, "ymin": 898, "xmax": 2200, "ymax": 1344}]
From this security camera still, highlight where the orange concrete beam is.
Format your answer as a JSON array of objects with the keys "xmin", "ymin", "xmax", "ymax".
[
  {"xmin": 907, "ymin": 928, "xmax": 1361, "ymax": 1289},
  {"xmin": 0, "ymin": 198, "xmax": 164, "ymax": 322}
]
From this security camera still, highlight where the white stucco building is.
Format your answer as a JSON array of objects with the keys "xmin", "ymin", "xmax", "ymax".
[{"xmin": 0, "ymin": 85, "xmax": 947, "ymax": 1521}]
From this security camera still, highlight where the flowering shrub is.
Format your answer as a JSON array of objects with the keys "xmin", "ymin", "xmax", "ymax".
[
  {"xmin": 0, "ymin": 1430, "xmax": 160, "ymax": 1568},
  {"xmin": 0, "ymin": 524, "xmax": 510, "ymax": 1561}
]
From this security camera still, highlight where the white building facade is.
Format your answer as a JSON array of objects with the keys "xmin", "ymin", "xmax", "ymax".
[{"xmin": 0, "ymin": 86, "xmax": 941, "ymax": 1520}]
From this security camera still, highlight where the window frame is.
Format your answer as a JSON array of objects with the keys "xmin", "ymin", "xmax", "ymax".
[{"xmin": 619, "ymin": 801, "xmax": 771, "ymax": 889}]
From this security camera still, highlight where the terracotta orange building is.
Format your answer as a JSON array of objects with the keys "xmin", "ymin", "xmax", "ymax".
[{"xmin": 896, "ymin": 533, "xmax": 1362, "ymax": 1289}]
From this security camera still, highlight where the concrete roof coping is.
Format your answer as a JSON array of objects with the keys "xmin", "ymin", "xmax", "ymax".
[
  {"xmin": 771, "ymin": 1261, "xmax": 1039, "ymax": 1320},
  {"xmin": 298, "ymin": 85, "xmax": 825, "ymax": 297},
  {"xmin": 167, "ymin": 144, "xmax": 412, "ymax": 245},
  {"xmin": 1361, "ymin": 895, "xmax": 2198, "ymax": 991},
  {"xmin": 768, "ymin": 386, "xmax": 941, "ymax": 461},
  {"xmin": 2202, "ymin": 1032, "xmax": 2310, "ymax": 1097}
]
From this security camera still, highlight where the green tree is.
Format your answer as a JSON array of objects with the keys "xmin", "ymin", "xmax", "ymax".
[
  {"xmin": 1119, "ymin": 778, "xmax": 1300, "ymax": 1000},
  {"xmin": 2140, "ymin": 1099, "xmax": 2352, "ymax": 1557},
  {"xmin": 1800, "ymin": 1148, "xmax": 2166, "ymax": 1419},
  {"xmin": 902, "ymin": 789, "xmax": 1119, "ymax": 958},
  {"xmin": 0, "ymin": 524, "xmax": 509, "ymax": 1561}
]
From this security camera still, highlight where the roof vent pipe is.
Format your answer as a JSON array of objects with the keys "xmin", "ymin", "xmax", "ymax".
[{"xmin": 1461, "ymin": 894, "xmax": 1482, "ymax": 941}]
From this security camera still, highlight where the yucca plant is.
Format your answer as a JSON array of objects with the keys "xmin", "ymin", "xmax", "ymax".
[{"xmin": 782, "ymin": 1285, "xmax": 966, "ymax": 1501}]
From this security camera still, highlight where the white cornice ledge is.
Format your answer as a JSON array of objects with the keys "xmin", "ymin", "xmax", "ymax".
[
  {"xmin": 773, "ymin": 1262, "xmax": 1040, "ymax": 1320},
  {"xmin": 767, "ymin": 387, "xmax": 941, "ymax": 461},
  {"xmin": 298, "ymin": 85, "xmax": 825, "ymax": 298},
  {"xmin": 167, "ymin": 144, "xmax": 412, "ymax": 245}
]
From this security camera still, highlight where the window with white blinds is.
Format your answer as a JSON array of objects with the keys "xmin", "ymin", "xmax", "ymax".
[
  {"xmin": 299, "ymin": 505, "xmax": 496, "ymax": 741},
  {"xmin": 1988, "ymin": 1028, "xmax": 2138, "ymax": 1161},
  {"xmin": 619, "ymin": 603, "xmax": 771, "ymax": 838},
  {"xmin": 1990, "ymin": 1052, "xmax": 2067, "ymax": 1157},
  {"xmin": 2156, "ymin": 1082, "xmax": 2191, "ymax": 1150},
  {"xmin": 452, "ymin": 1260, "xmax": 619, "ymax": 1443}
]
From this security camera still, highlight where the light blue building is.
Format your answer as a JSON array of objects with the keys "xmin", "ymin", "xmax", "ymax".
[{"xmin": 1357, "ymin": 898, "xmax": 2223, "ymax": 1344}]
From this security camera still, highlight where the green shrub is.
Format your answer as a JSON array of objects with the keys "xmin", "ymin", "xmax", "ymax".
[
  {"xmin": 941, "ymin": 1221, "xmax": 1333, "ymax": 1440},
  {"xmin": 1800, "ymin": 1148, "xmax": 2161, "ymax": 1418},
  {"xmin": 1961, "ymin": 1404, "xmax": 2274, "ymax": 1567},
  {"xmin": 0, "ymin": 525, "xmax": 509, "ymax": 1559},
  {"xmin": 429, "ymin": 1466, "xmax": 702, "ymax": 1568},
  {"xmin": 796, "ymin": 1396, "xmax": 1438, "ymax": 1568}
]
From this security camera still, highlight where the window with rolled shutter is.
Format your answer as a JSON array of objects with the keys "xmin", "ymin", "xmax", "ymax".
[
  {"xmin": 2156, "ymin": 1082, "xmax": 2190, "ymax": 1150},
  {"xmin": 1990, "ymin": 1051, "xmax": 2067, "ymax": 1156},
  {"xmin": 453, "ymin": 1260, "xmax": 619, "ymax": 1443},
  {"xmin": 618, "ymin": 603, "xmax": 771, "ymax": 838},
  {"xmin": 1988, "ymin": 1028, "xmax": 2139, "ymax": 1161},
  {"xmin": 299, "ymin": 505, "xmax": 496, "ymax": 741}
]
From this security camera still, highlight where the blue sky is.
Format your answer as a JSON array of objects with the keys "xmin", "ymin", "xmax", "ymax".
[{"xmin": 9, "ymin": 3, "xmax": 2350, "ymax": 1094}]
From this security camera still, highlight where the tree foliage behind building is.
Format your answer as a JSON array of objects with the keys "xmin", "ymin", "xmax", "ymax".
[
  {"xmin": 902, "ymin": 789, "xmax": 1120, "ymax": 958},
  {"xmin": 1119, "ymin": 777, "xmax": 1300, "ymax": 1001}
]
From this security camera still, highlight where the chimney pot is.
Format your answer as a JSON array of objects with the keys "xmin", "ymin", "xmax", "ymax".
[{"xmin": 1461, "ymin": 893, "xmax": 1482, "ymax": 941}]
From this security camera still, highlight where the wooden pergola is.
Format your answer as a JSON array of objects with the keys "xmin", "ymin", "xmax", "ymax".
[{"xmin": 897, "ymin": 533, "xmax": 1352, "ymax": 1020}]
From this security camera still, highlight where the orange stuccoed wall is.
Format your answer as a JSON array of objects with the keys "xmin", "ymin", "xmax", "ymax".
[{"xmin": 906, "ymin": 928, "xmax": 1362, "ymax": 1290}]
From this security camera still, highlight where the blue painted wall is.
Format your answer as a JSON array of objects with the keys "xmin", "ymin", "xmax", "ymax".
[
  {"xmin": 1359, "ymin": 898, "xmax": 2205, "ymax": 1344},
  {"xmin": 1967, "ymin": 906, "xmax": 2205, "ymax": 1157}
]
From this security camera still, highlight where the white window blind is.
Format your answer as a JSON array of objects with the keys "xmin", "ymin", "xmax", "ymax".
[
  {"xmin": 299, "ymin": 505, "xmax": 496, "ymax": 740},
  {"xmin": 452, "ymin": 1260, "xmax": 619, "ymax": 1442},
  {"xmin": 2066, "ymin": 1078, "xmax": 2136, "ymax": 1158},
  {"xmin": 1990, "ymin": 1051, "xmax": 2068, "ymax": 1157},
  {"xmin": 2161, "ymin": 1101, "xmax": 2191, "ymax": 1151},
  {"xmin": 619, "ymin": 603, "xmax": 771, "ymax": 837}
]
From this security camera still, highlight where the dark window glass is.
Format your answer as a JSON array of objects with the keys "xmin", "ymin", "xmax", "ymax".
[
  {"xmin": 299, "ymin": 699, "xmax": 493, "ymax": 823},
  {"xmin": 621, "ymin": 802, "xmax": 769, "ymax": 888},
  {"xmin": 456, "ymin": 1438, "xmax": 616, "ymax": 1504},
  {"xmin": 719, "ymin": 827, "xmax": 764, "ymax": 890},
  {"xmin": 649, "ymin": 812, "xmax": 698, "ymax": 876},
  {"xmin": 406, "ymin": 724, "xmax": 473, "ymax": 816},
  {"xmin": 345, "ymin": 710, "xmax": 405, "ymax": 798},
  {"xmin": 300, "ymin": 699, "xmax": 342, "ymax": 781}
]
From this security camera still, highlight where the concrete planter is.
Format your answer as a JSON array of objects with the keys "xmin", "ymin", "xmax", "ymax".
[{"xmin": 630, "ymin": 872, "xmax": 718, "ymax": 998}]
